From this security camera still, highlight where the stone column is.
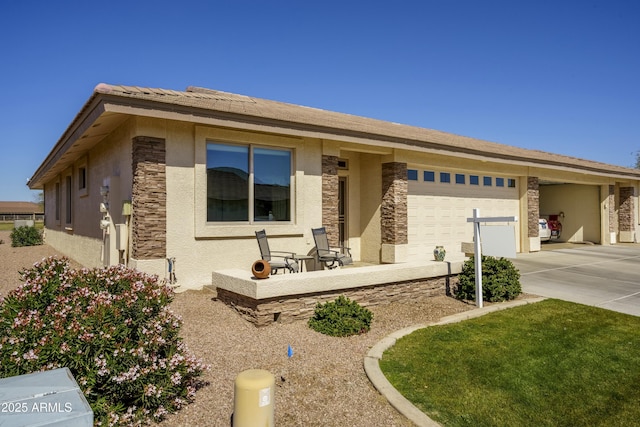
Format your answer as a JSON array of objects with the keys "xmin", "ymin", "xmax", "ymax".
[
  {"xmin": 608, "ymin": 185, "xmax": 617, "ymax": 233},
  {"xmin": 381, "ymin": 162, "xmax": 408, "ymax": 244},
  {"xmin": 381, "ymin": 162, "xmax": 408, "ymax": 263},
  {"xmin": 131, "ymin": 136, "xmax": 167, "ymax": 259},
  {"xmin": 619, "ymin": 187, "xmax": 635, "ymax": 242},
  {"xmin": 527, "ymin": 177, "xmax": 540, "ymax": 238},
  {"xmin": 322, "ymin": 155, "xmax": 339, "ymax": 247}
]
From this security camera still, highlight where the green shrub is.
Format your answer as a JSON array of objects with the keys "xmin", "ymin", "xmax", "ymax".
[
  {"xmin": 10, "ymin": 225, "xmax": 43, "ymax": 247},
  {"xmin": 456, "ymin": 255, "xmax": 522, "ymax": 302},
  {"xmin": 0, "ymin": 257, "xmax": 208, "ymax": 426},
  {"xmin": 308, "ymin": 295, "xmax": 373, "ymax": 337}
]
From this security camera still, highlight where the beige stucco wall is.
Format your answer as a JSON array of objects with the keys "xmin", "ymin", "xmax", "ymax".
[
  {"xmin": 40, "ymin": 112, "xmax": 640, "ymax": 291},
  {"xmin": 43, "ymin": 119, "xmax": 135, "ymax": 268},
  {"xmin": 540, "ymin": 184, "xmax": 601, "ymax": 243},
  {"xmin": 43, "ymin": 228, "xmax": 104, "ymax": 268},
  {"xmin": 140, "ymin": 123, "xmax": 325, "ymax": 289},
  {"xmin": 359, "ymin": 154, "xmax": 382, "ymax": 264}
]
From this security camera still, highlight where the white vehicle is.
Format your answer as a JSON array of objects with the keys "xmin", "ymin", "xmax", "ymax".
[{"xmin": 539, "ymin": 218, "xmax": 552, "ymax": 242}]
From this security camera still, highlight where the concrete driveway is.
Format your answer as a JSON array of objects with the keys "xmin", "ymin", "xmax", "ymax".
[{"xmin": 511, "ymin": 243, "xmax": 640, "ymax": 317}]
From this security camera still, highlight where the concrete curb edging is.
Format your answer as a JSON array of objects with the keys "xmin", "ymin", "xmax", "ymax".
[{"xmin": 364, "ymin": 297, "xmax": 547, "ymax": 427}]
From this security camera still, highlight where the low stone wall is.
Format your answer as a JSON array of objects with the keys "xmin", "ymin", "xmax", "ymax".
[{"xmin": 216, "ymin": 275, "xmax": 456, "ymax": 327}]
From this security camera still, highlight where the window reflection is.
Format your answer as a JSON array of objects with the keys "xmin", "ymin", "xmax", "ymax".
[
  {"xmin": 206, "ymin": 144, "xmax": 249, "ymax": 221},
  {"xmin": 206, "ymin": 143, "xmax": 291, "ymax": 222},
  {"xmin": 254, "ymin": 148, "xmax": 291, "ymax": 221}
]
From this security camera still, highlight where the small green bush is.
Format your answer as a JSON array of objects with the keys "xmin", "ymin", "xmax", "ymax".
[
  {"xmin": 456, "ymin": 255, "xmax": 522, "ymax": 302},
  {"xmin": 0, "ymin": 257, "xmax": 208, "ymax": 426},
  {"xmin": 308, "ymin": 295, "xmax": 373, "ymax": 337},
  {"xmin": 10, "ymin": 225, "xmax": 43, "ymax": 247}
]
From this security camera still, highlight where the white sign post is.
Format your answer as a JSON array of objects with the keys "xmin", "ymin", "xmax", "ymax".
[{"xmin": 466, "ymin": 208, "xmax": 518, "ymax": 308}]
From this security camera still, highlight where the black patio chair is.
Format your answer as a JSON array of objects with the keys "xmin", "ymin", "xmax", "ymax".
[
  {"xmin": 255, "ymin": 229, "xmax": 299, "ymax": 274},
  {"xmin": 311, "ymin": 227, "xmax": 353, "ymax": 269}
]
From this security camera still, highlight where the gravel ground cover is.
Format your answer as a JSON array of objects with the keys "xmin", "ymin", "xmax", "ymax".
[{"xmin": 0, "ymin": 230, "xmax": 478, "ymax": 426}]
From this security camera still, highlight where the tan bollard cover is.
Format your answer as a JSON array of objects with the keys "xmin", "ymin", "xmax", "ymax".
[{"xmin": 233, "ymin": 369, "xmax": 275, "ymax": 427}]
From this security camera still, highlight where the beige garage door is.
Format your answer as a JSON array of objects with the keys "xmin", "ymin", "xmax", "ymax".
[{"xmin": 407, "ymin": 171, "xmax": 520, "ymax": 262}]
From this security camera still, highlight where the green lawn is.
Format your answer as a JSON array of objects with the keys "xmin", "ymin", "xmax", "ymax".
[
  {"xmin": 380, "ymin": 299, "xmax": 640, "ymax": 427},
  {"xmin": 0, "ymin": 222, "xmax": 44, "ymax": 231}
]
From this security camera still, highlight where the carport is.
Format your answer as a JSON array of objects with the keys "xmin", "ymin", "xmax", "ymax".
[{"xmin": 539, "ymin": 180, "xmax": 602, "ymax": 244}]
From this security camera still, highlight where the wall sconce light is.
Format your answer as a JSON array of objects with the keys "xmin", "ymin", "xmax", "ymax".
[
  {"xmin": 100, "ymin": 185, "xmax": 110, "ymax": 197},
  {"xmin": 559, "ymin": 211, "xmax": 565, "ymax": 219}
]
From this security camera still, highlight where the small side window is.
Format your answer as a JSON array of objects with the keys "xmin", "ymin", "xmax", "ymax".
[
  {"xmin": 440, "ymin": 172, "xmax": 451, "ymax": 183},
  {"xmin": 508, "ymin": 178, "xmax": 516, "ymax": 188},
  {"xmin": 77, "ymin": 158, "xmax": 89, "ymax": 197},
  {"xmin": 496, "ymin": 177, "xmax": 504, "ymax": 187},
  {"xmin": 483, "ymin": 176, "xmax": 492, "ymax": 186},
  {"xmin": 78, "ymin": 168, "xmax": 86, "ymax": 190},
  {"xmin": 424, "ymin": 171, "xmax": 435, "ymax": 182},
  {"xmin": 408, "ymin": 169, "xmax": 418, "ymax": 181},
  {"xmin": 455, "ymin": 174, "xmax": 465, "ymax": 184},
  {"xmin": 470, "ymin": 175, "xmax": 479, "ymax": 185}
]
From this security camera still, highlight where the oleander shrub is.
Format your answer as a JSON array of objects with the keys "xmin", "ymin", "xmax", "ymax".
[
  {"xmin": 308, "ymin": 295, "xmax": 373, "ymax": 337},
  {"xmin": 0, "ymin": 257, "xmax": 208, "ymax": 426},
  {"xmin": 10, "ymin": 225, "xmax": 43, "ymax": 247},
  {"xmin": 456, "ymin": 255, "xmax": 522, "ymax": 302}
]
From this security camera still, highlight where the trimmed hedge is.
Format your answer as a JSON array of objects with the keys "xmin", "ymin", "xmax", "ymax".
[
  {"xmin": 456, "ymin": 255, "xmax": 522, "ymax": 302},
  {"xmin": 10, "ymin": 225, "xmax": 43, "ymax": 247},
  {"xmin": 308, "ymin": 295, "xmax": 373, "ymax": 337}
]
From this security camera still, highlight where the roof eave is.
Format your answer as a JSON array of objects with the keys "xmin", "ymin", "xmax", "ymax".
[
  {"xmin": 101, "ymin": 97, "xmax": 640, "ymax": 181},
  {"xmin": 28, "ymin": 92, "xmax": 105, "ymax": 189},
  {"xmin": 29, "ymin": 84, "xmax": 640, "ymax": 189}
]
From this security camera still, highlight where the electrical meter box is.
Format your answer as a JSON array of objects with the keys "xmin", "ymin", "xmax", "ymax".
[
  {"xmin": 115, "ymin": 224, "xmax": 128, "ymax": 251},
  {"xmin": 0, "ymin": 367, "xmax": 93, "ymax": 426}
]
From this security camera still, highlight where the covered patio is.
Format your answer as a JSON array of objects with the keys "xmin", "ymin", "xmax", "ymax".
[{"xmin": 213, "ymin": 260, "xmax": 463, "ymax": 326}]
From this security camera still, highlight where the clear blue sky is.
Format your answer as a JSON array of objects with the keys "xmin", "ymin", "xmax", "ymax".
[{"xmin": 1, "ymin": 0, "xmax": 638, "ymax": 201}]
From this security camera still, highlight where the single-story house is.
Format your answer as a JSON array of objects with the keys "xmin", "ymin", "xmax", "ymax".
[
  {"xmin": 0, "ymin": 201, "xmax": 44, "ymax": 221},
  {"xmin": 28, "ymin": 83, "xmax": 640, "ymax": 291}
]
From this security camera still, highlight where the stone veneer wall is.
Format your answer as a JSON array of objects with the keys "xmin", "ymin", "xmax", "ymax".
[
  {"xmin": 131, "ymin": 136, "xmax": 167, "ymax": 259},
  {"xmin": 322, "ymin": 155, "xmax": 339, "ymax": 247},
  {"xmin": 527, "ymin": 177, "xmax": 540, "ymax": 237},
  {"xmin": 619, "ymin": 187, "xmax": 635, "ymax": 232},
  {"xmin": 609, "ymin": 185, "xmax": 617, "ymax": 232},
  {"xmin": 216, "ymin": 276, "xmax": 453, "ymax": 327},
  {"xmin": 381, "ymin": 162, "xmax": 408, "ymax": 244}
]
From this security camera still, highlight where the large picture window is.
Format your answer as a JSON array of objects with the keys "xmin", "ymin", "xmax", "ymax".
[{"xmin": 206, "ymin": 142, "xmax": 292, "ymax": 222}]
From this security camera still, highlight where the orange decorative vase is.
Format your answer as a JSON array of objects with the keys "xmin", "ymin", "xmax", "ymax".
[{"xmin": 252, "ymin": 260, "xmax": 271, "ymax": 279}]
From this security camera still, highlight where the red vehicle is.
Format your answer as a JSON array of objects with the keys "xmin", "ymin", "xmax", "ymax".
[{"xmin": 546, "ymin": 214, "xmax": 562, "ymax": 240}]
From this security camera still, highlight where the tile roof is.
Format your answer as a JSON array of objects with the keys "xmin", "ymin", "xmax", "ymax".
[
  {"xmin": 0, "ymin": 201, "xmax": 43, "ymax": 214},
  {"xmin": 92, "ymin": 83, "xmax": 639, "ymax": 178}
]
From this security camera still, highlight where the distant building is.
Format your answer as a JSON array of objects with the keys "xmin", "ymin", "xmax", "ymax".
[{"xmin": 0, "ymin": 201, "xmax": 44, "ymax": 221}]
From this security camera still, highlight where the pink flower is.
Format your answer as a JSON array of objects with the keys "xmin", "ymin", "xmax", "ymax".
[
  {"xmin": 22, "ymin": 349, "xmax": 38, "ymax": 360},
  {"xmin": 170, "ymin": 372, "xmax": 182, "ymax": 385}
]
